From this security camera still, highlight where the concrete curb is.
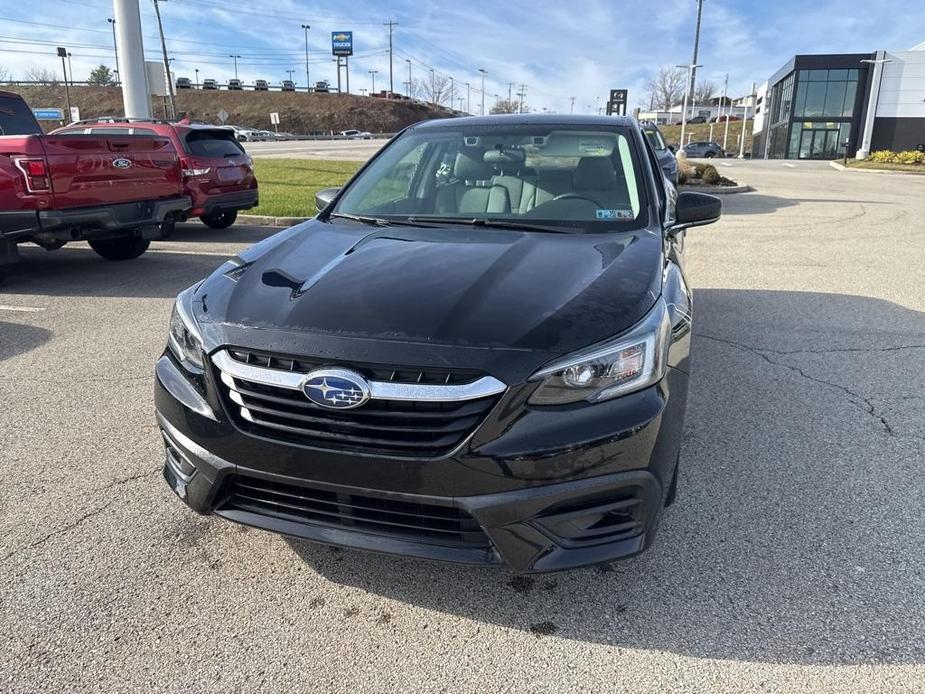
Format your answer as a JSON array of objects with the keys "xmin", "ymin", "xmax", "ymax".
[
  {"xmin": 238, "ymin": 214, "xmax": 312, "ymax": 227},
  {"xmin": 679, "ymin": 184, "xmax": 753, "ymax": 195},
  {"xmin": 829, "ymin": 160, "xmax": 924, "ymax": 175}
]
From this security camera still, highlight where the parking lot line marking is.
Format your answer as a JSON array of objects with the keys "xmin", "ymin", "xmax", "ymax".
[
  {"xmin": 720, "ymin": 163, "xmax": 733, "ymax": 167},
  {"xmin": 783, "ymin": 163, "xmax": 797, "ymax": 168},
  {"xmin": 0, "ymin": 305, "xmax": 46, "ymax": 312}
]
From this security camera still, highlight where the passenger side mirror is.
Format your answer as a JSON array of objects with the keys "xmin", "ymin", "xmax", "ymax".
[
  {"xmin": 669, "ymin": 191, "xmax": 721, "ymax": 235},
  {"xmin": 667, "ymin": 144, "xmax": 676, "ymax": 153},
  {"xmin": 315, "ymin": 187, "xmax": 340, "ymax": 212}
]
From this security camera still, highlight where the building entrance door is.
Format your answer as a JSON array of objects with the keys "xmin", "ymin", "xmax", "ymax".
[{"xmin": 799, "ymin": 128, "xmax": 840, "ymax": 159}]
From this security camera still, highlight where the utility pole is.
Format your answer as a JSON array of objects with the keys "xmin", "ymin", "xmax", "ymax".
[
  {"xmin": 569, "ymin": 96, "xmax": 575, "ymax": 113},
  {"xmin": 406, "ymin": 59, "xmax": 412, "ymax": 98},
  {"xmin": 229, "ymin": 54, "xmax": 241, "ymax": 80},
  {"xmin": 507, "ymin": 82, "xmax": 514, "ymax": 102},
  {"xmin": 56, "ymin": 47, "xmax": 72, "ymax": 121},
  {"xmin": 687, "ymin": 0, "xmax": 704, "ymax": 121},
  {"xmin": 107, "ymin": 18, "xmax": 119, "ymax": 83},
  {"xmin": 676, "ymin": 62, "xmax": 701, "ymax": 151},
  {"xmin": 430, "ymin": 69, "xmax": 435, "ymax": 106},
  {"xmin": 449, "ymin": 77, "xmax": 454, "ymax": 108},
  {"xmin": 369, "ymin": 69, "xmax": 378, "ymax": 93},
  {"xmin": 152, "ymin": 0, "xmax": 176, "ymax": 119},
  {"xmin": 722, "ymin": 73, "xmax": 730, "ymax": 152},
  {"xmin": 478, "ymin": 68, "xmax": 486, "ymax": 115},
  {"xmin": 517, "ymin": 84, "xmax": 526, "ymax": 113},
  {"xmin": 301, "ymin": 24, "xmax": 310, "ymax": 92},
  {"xmin": 466, "ymin": 82, "xmax": 470, "ymax": 114},
  {"xmin": 384, "ymin": 20, "xmax": 397, "ymax": 97}
]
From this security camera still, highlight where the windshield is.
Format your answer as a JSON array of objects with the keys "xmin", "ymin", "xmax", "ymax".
[
  {"xmin": 332, "ymin": 123, "xmax": 647, "ymax": 231},
  {"xmin": 643, "ymin": 128, "xmax": 667, "ymax": 152}
]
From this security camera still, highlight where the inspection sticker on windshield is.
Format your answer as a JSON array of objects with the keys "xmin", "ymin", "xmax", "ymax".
[{"xmin": 596, "ymin": 209, "xmax": 633, "ymax": 220}]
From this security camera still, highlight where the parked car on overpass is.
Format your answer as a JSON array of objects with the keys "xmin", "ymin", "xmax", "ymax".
[
  {"xmin": 281, "ymin": 80, "xmax": 296, "ymax": 92},
  {"xmin": 202, "ymin": 79, "xmax": 218, "ymax": 90},
  {"xmin": 175, "ymin": 77, "xmax": 192, "ymax": 89},
  {"xmin": 339, "ymin": 129, "xmax": 373, "ymax": 139},
  {"xmin": 254, "ymin": 79, "xmax": 269, "ymax": 91},
  {"xmin": 228, "ymin": 79, "xmax": 243, "ymax": 91}
]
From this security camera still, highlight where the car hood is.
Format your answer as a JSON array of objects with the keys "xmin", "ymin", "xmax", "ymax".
[{"xmin": 195, "ymin": 219, "xmax": 663, "ymax": 368}]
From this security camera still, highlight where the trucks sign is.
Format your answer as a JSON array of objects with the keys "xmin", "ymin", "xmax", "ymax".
[
  {"xmin": 331, "ymin": 31, "xmax": 353, "ymax": 56},
  {"xmin": 32, "ymin": 108, "xmax": 64, "ymax": 120}
]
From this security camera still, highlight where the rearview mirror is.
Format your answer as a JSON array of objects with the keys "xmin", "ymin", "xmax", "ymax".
[
  {"xmin": 315, "ymin": 187, "xmax": 340, "ymax": 212},
  {"xmin": 669, "ymin": 191, "xmax": 721, "ymax": 235}
]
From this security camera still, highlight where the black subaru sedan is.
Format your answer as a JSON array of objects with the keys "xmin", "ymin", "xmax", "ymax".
[{"xmin": 156, "ymin": 115, "xmax": 721, "ymax": 572}]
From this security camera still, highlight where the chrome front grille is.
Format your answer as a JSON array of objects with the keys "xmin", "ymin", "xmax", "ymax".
[{"xmin": 212, "ymin": 349, "xmax": 505, "ymax": 457}]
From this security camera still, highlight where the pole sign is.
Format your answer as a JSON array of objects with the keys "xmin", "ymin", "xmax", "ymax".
[
  {"xmin": 33, "ymin": 108, "xmax": 64, "ymax": 120},
  {"xmin": 606, "ymin": 89, "xmax": 628, "ymax": 116},
  {"xmin": 217, "ymin": 109, "xmax": 229, "ymax": 124},
  {"xmin": 269, "ymin": 112, "xmax": 280, "ymax": 125},
  {"xmin": 331, "ymin": 31, "xmax": 353, "ymax": 56},
  {"xmin": 69, "ymin": 106, "xmax": 80, "ymax": 122}
]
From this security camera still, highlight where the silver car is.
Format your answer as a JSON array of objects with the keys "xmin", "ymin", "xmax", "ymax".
[{"xmin": 682, "ymin": 141, "xmax": 724, "ymax": 158}]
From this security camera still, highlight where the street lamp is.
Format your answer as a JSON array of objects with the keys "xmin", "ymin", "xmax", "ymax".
[
  {"xmin": 229, "ymin": 54, "xmax": 241, "ymax": 80},
  {"xmin": 301, "ymin": 24, "xmax": 310, "ymax": 92},
  {"xmin": 194, "ymin": 68, "xmax": 199, "ymax": 88},
  {"xmin": 675, "ymin": 62, "xmax": 702, "ymax": 149},
  {"xmin": 106, "ymin": 18, "xmax": 119, "ymax": 83},
  {"xmin": 465, "ymin": 82, "xmax": 470, "ymax": 114},
  {"xmin": 478, "ymin": 68, "xmax": 486, "ymax": 115},
  {"xmin": 369, "ymin": 69, "xmax": 378, "ymax": 94},
  {"xmin": 856, "ymin": 54, "xmax": 894, "ymax": 159},
  {"xmin": 56, "ymin": 47, "xmax": 72, "ymax": 121}
]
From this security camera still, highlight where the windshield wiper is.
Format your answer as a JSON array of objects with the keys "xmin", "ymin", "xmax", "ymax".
[
  {"xmin": 328, "ymin": 212, "xmax": 392, "ymax": 227},
  {"xmin": 404, "ymin": 216, "xmax": 575, "ymax": 234}
]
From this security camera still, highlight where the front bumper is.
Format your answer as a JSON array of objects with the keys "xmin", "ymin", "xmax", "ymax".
[{"xmin": 155, "ymin": 354, "xmax": 687, "ymax": 573}]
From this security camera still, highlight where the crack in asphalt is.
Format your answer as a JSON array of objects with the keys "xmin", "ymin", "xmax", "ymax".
[
  {"xmin": 1, "ymin": 467, "xmax": 160, "ymax": 562},
  {"xmin": 696, "ymin": 333, "xmax": 920, "ymax": 441}
]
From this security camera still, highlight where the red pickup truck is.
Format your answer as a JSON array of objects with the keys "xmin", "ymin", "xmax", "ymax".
[{"xmin": 0, "ymin": 91, "xmax": 189, "ymax": 281}]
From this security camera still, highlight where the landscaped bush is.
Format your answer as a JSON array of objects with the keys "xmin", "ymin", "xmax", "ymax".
[
  {"xmin": 701, "ymin": 165, "xmax": 721, "ymax": 185},
  {"xmin": 867, "ymin": 150, "xmax": 925, "ymax": 165}
]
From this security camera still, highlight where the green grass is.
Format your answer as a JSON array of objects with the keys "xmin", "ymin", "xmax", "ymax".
[
  {"xmin": 843, "ymin": 159, "xmax": 925, "ymax": 174},
  {"xmin": 250, "ymin": 159, "xmax": 364, "ymax": 217}
]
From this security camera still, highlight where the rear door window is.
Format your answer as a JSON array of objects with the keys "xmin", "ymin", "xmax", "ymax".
[
  {"xmin": 0, "ymin": 96, "xmax": 42, "ymax": 136},
  {"xmin": 184, "ymin": 130, "xmax": 245, "ymax": 157}
]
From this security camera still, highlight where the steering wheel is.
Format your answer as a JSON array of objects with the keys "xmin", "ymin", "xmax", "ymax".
[{"xmin": 551, "ymin": 192, "xmax": 604, "ymax": 208}]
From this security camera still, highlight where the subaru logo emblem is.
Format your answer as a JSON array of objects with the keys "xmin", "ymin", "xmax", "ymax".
[
  {"xmin": 301, "ymin": 368, "xmax": 370, "ymax": 409},
  {"xmin": 112, "ymin": 158, "xmax": 132, "ymax": 169}
]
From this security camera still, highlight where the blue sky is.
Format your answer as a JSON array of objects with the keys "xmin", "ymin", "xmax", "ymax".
[{"xmin": 2, "ymin": 0, "xmax": 923, "ymax": 113}]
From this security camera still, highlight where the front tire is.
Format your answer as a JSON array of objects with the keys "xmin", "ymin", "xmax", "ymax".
[
  {"xmin": 200, "ymin": 209, "xmax": 238, "ymax": 229},
  {"xmin": 704, "ymin": 152, "xmax": 715, "ymax": 159},
  {"xmin": 88, "ymin": 236, "xmax": 150, "ymax": 261}
]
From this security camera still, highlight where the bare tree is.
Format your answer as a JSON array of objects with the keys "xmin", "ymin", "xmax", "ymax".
[
  {"xmin": 25, "ymin": 66, "xmax": 59, "ymax": 85},
  {"xmin": 412, "ymin": 74, "xmax": 451, "ymax": 106},
  {"xmin": 0, "ymin": 64, "xmax": 10, "ymax": 82},
  {"xmin": 693, "ymin": 80, "xmax": 718, "ymax": 105},
  {"xmin": 490, "ymin": 98, "xmax": 524, "ymax": 115},
  {"xmin": 644, "ymin": 66, "xmax": 686, "ymax": 110}
]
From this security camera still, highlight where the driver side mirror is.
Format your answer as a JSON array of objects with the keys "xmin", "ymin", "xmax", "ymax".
[
  {"xmin": 667, "ymin": 144, "xmax": 676, "ymax": 153},
  {"xmin": 315, "ymin": 187, "xmax": 340, "ymax": 212},
  {"xmin": 669, "ymin": 191, "xmax": 721, "ymax": 236}
]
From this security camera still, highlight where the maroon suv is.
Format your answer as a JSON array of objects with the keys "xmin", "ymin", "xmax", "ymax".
[{"xmin": 54, "ymin": 119, "xmax": 258, "ymax": 229}]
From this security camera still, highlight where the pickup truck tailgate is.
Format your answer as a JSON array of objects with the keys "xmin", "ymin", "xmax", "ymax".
[{"xmin": 40, "ymin": 134, "xmax": 182, "ymax": 209}]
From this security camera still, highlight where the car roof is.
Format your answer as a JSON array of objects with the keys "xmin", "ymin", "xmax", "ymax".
[{"xmin": 412, "ymin": 113, "xmax": 638, "ymax": 131}]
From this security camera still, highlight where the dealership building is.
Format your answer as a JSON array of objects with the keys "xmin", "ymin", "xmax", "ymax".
[{"xmin": 751, "ymin": 46, "xmax": 925, "ymax": 159}]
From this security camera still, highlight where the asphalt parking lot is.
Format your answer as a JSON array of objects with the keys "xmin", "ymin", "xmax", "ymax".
[{"xmin": 2, "ymin": 161, "xmax": 924, "ymax": 692}]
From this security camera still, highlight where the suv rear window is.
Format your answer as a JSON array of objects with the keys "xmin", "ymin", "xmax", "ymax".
[
  {"xmin": 0, "ymin": 95, "xmax": 42, "ymax": 136},
  {"xmin": 184, "ymin": 129, "xmax": 244, "ymax": 157}
]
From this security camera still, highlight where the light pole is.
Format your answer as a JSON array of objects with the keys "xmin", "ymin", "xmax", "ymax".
[
  {"xmin": 738, "ymin": 82, "xmax": 756, "ymax": 158},
  {"xmin": 449, "ymin": 77, "xmax": 454, "ymax": 108},
  {"xmin": 676, "ymin": 62, "xmax": 702, "ymax": 150},
  {"xmin": 286, "ymin": 69, "xmax": 296, "ymax": 82},
  {"xmin": 369, "ymin": 70, "xmax": 378, "ymax": 93},
  {"xmin": 569, "ymin": 96, "xmax": 576, "ymax": 113},
  {"xmin": 478, "ymin": 68, "xmax": 486, "ymax": 115},
  {"xmin": 56, "ymin": 47, "xmax": 71, "ymax": 121},
  {"xmin": 360, "ymin": 88, "xmax": 367, "ymax": 96},
  {"xmin": 858, "ymin": 53, "xmax": 894, "ymax": 159},
  {"xmin": 229, "ymin": 54, "xmax": 241, "ymax": 80},
  {"xmin": 465, "ymin": 82, "xmax": 470, "ymax": 114},
  {"xmin": 405, "ymin": 59, "xmax": 412, "ymax": 98},
  {"xmin": 430, "ymin": 69, "xmax": 435, "ymax": 106},
  {"xmin": 194, "ymin": 67, "xmax": 199, "ymax": 88},
  {"xmin": 107, "ymin": 18, "xmax": 119, "ymax": 83},
  {"xmin": 67, "ymin": 52, "xmax": 73, "ymax": 87},
  {"xmin": 687, "ymin": 0, "xmax": 704, "ymax": 121},
  {"xmin": 301, "ymin": 24, "xmax": 310, "ymax": 91},
  {"xmin": 152, "ymin": 0, "xmax": 176, "ymax": 119}
]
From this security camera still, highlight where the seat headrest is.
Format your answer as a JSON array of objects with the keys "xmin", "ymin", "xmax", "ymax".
[
  {"xmin": 573, "ymin": 157, "xmax": 617, "ymax": 190},
  {"xmin": 453, "ymin": 150, "xmax": 492, "ymax": 181}
]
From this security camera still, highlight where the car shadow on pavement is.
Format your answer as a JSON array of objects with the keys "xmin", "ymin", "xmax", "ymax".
[
  {"xmin": 0, "ymin": 321, "xmax": 52, "ymax": 362},
  {"xmin": 166, "ymin": 222, "xmax": 292, "ymax": 245},
  {"xmin": 720, "ymin": 192, "xmax": 888, "ymax": 216},
  {"xmin": 288, "ymin": 289, "xmax": 925, "ymax": 666}
]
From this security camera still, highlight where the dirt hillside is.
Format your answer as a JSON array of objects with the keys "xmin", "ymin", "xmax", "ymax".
[{"xmin": 8, "ymin": 85, "xmax": 453, "ymax": 134}]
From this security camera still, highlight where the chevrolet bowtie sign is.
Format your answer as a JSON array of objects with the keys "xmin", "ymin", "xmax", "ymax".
[{"xmin": 332, "ymin": 31, "xmax": 353, "ymax": 56}]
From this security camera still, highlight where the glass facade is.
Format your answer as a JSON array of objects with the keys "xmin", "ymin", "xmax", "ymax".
[{"xmin": 766, "ymin": 67, "xmax": 861, "ymax": 159}]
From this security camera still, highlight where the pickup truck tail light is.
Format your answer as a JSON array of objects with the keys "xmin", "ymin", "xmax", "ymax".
[{"xmin": 14, "ymin": 158, "xmax": 51, "ymax": 193}]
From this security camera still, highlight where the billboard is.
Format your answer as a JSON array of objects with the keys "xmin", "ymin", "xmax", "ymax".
[{"xmin": 331, "ymin": 31, "xmax": 353, "ymax": 56}]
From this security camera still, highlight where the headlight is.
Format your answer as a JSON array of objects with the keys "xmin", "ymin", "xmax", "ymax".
[
  {"xmin": 167, "ymin": 288, "xmax": 204, "ymax": 371},
  {"xmin": 528, "ymin": 299, "xmax": 671, "ymax": 405}
]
